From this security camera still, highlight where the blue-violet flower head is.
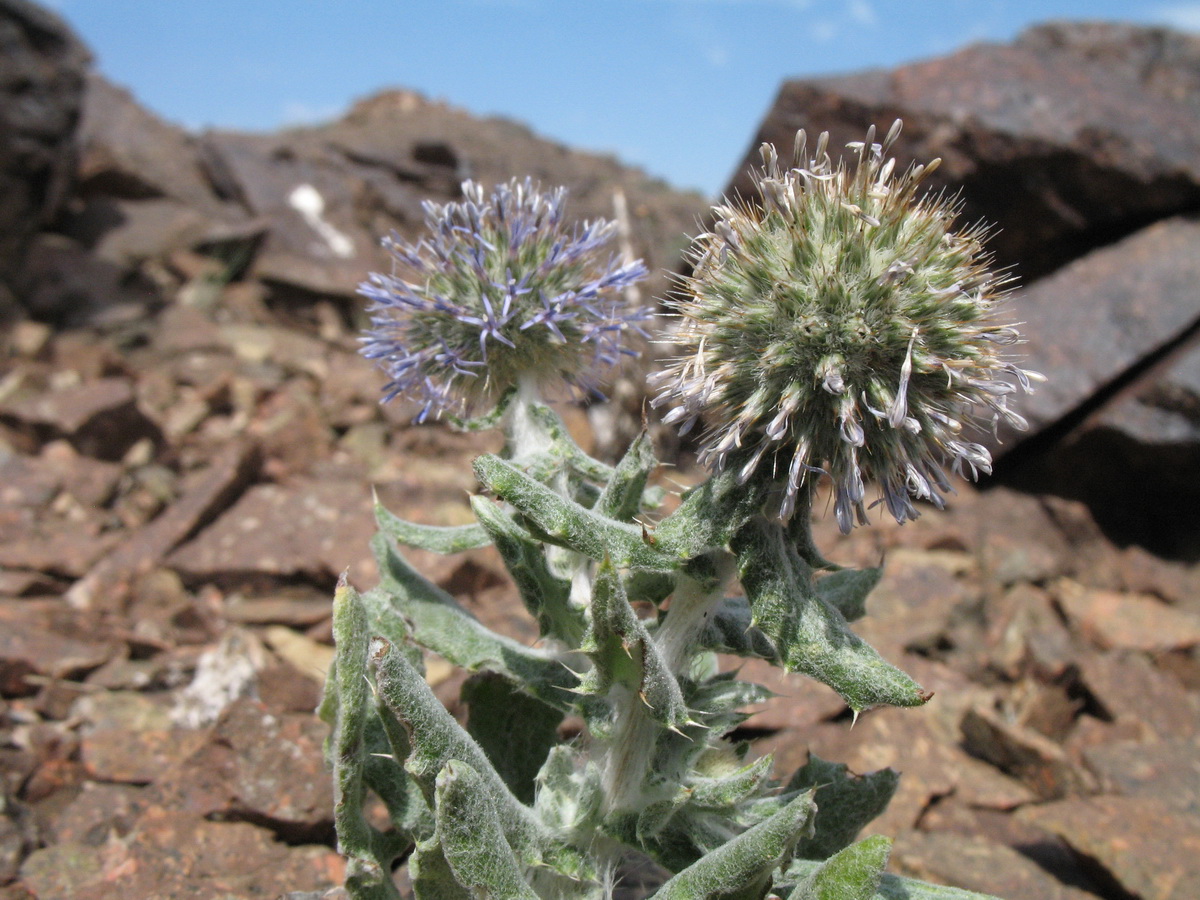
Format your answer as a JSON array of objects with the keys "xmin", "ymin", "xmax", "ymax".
[
  {"xmin": 652, "ymin": 121, "xmax": 1043, "ymax": 532},
  {"xmin": 359, "ymin": 177, "xmax": 650, "ymax": 421}
]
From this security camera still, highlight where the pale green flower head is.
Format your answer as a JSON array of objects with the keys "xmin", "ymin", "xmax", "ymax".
[{"xmin": 653, "ymin": 121, "xmax": 1042, "ymax": 532}]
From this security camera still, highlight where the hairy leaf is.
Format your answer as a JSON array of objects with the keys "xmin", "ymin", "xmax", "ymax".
[
  {"xmin": 375, "ymin": 496, "xmax": 491, "ymax": 555},
  {"xmin": 787, "ymin": 754, "xmax": 899, "ymax": 860},
  {"xmin": 474, "ymin": 454, "xmax": 678, "ymax": 571},
  {"xmin": 732, "ymin": 520, "xmax": 928, "ymax": 712},
  {"xmin": 434, "ymin": 760, "xmax": 541, "ymax": 899},
  {"xmin": 653, "ymin": 789, "xmax": 816, "ymax": 900},
  {"xmin": 787, "ymin": 835, "xmax": 890, "ymax": 900}
]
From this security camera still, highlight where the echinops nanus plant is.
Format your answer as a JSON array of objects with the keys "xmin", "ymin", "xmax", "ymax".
[{"xmin": 320, "ymin": 129, "xmax": 1037, "ymax": 899}]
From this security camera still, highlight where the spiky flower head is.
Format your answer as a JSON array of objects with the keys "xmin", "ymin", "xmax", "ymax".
[
  {"xmin": 359, "ymin": 177, "xmax": 649, "ymax": 421},
  {"xmin": 653, "ymin": 121, "xmax": 1042, "ymax": 532}
]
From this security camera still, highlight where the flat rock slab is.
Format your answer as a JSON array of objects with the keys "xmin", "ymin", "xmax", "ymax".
[
  {"xmin": 1084, "ymin": 738, "xmax": 1200, "ymax": 818},
  {"xmin": 1018, "ymin": 795, "xmax": 1200, "ymax": 900},
  {"xmin": 998, "ymin": 216, "xmax": 1200, "ymax": 449},
  {"xmin": 1054, "ymin": 578, "xmax": 1200, "ymax": 652},
  {"xmin": 167, "ymin": 477, "xmax": 378, "ymax": 586},
  {"xmin": 893, "ymin": 830, "xmax": 1100, "ymax": 900}
]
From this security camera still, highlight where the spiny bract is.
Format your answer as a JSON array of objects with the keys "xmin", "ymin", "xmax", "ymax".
[
  {"xmin": 652, "ymin": 121, "xmax": 1042, "ymax": 532},
  {"xmin": 359, "ymin": 177, "xmax": 649, "ymax": 421}
]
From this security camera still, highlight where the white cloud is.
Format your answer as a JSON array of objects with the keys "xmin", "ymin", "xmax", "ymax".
[
  {"xmin": 848, "ymin": 0, "xmax": 878, "ymax": 27},
  {"xmin": 1153, "ymin": 3, "xmax": 1200, "ymax": 31}
]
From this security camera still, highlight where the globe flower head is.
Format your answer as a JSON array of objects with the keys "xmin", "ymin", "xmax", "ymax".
[
  {"xmin": 359, "ymin": 177, "xmax": 649, "ymax": 421},
  {"xmin": 653, "ymin": 121, "xmax": 1042, "ymax": 532}
]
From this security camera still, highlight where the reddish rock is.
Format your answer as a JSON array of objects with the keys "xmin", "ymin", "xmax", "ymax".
[
  {"xmin": 1054, "ymin": 579, "xmax": 1200, "ymax": 652},
  {"xmin": 0, "ymin": 617, "xmax": 112, "ymax": 696},
  {"xmin": 1083, "ymin": 738, "xmax": 1200, "ymax": 817},
  {"xmin": 1072, "ymin": 651, "xmax": 1200, "ymax": 742},
  {"xmin": 1018, "ymin": 795, "xmax": 1200, "ymax": 900},
  {"xmin": 167, "ymin": 477, "xmax": 379, "ymax": 587},
  {"xmin": 893, "ymin": 830, "xmax": 1100, "ymax": 900},
  {"xmin": 157, "ymin": 698, "xmax": 334, "ymax": 836},
  {"xmin": 961, "ymin": 705, "xmax": 1094, "ymax": 800},
  {"xmin": 0, "ymin": 376, "xmax": 161, "ymax": 459},
  {"xmin": 727, "ymin": 23, "xmax": 1200, "ymax": 282},
  {"xmin": 64, "ymin": 440, "xmax": 259, "ymax": 608}
]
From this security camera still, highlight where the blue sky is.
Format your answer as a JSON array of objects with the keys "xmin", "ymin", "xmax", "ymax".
[{"xmin": 53, "ymin": 1, "xmax": 1200, "ymax": 197}]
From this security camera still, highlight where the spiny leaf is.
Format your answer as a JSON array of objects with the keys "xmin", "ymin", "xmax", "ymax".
[
  {"xmin": 469, "ymin": 494, "xmax": 584, "ymax": 644},
  {"xmin": 474, "ymin": 454, "xmax": 678, "ymax": 571},
  {"xmin": 653, "ymin": 789, "xmax": 817, "ymax": 900},
  {"xmin": 814, "ymin": 566, "xmax": 883, "ymax": 624},
  {"xmin": 463, "ymin": 673, "xmax": 563, "ymax": 805},
  {"xmin": 375, "ymin": 496, "xmax": 491, "ymax": 555},
  {"xmin": 652, "ymin": 466, "xmax": 767, "ymax": 560},
  {"xmin": 329, "ymin": 579, "xmax": 402, "ymax": 899},
  {"xmin": 580, "ymin": 558, "xmax": 689, "ymax": 731},
  {"xmin": 433, "ymin": 760, "xmax": 541, "ymax": 899},
  {"xmin": 783, "ymin": 861, "xmax": 1004, "ymax": 900},
  {"xmin": 596, "ymin": 429, "xmax": 658, "ymax": 522},
  {"xmin": 367, "ymin": 534, "xmax": 576, "ymax": 712},
  {"xmin": 370, "ymin": 640, "xmax": 576, "ymax": 877},
  {"xmin": 787, "ymin": 754, "xmax": 899, "ymax": 860},
  {"xmin": 732, "ymin": 519, "xmax": 928, "ymax": 713},
  {"xmin": 786, "ymin": 835, "xmax": 890, "ymax": 900}
]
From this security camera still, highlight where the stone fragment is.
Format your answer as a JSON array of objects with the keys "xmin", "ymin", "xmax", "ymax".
[
  {"xmin": 156, "ymin": 698, "xmax": 334, "ymax": 836},
  {"xmin": 0, "ymin": 617, "xmax": 112, "ymax": 696},
  {"xmin": 47, "ymin": 781, "xmax": 146, "ymax": 845},
  {"xmin": 0, "ymin": 376, "xmax": 161, "ymax": 460},
  {"xmin": 1018, "ymin": 795, "xmax": 1200, "ymax": 900},
  {"xmin": 893, "ymin": 831, "xmax": 1100, "ymax": 900},
  {"xmin": 1054, "ymin": 578, "xmax": 1200, "ymax": 652},
  {"xmin": 64, "ymin": 440, "xmax": 259, "ymax": 608},
  {"xmin": 1073, "ymin": 651, "xmax": 1200, "ymax": 741},
  {"xmin": 985, "ymin": 583, "xmax": 1077, "ymax": 681},
  {"xmin": 167, "ymin": 477, "xmax": 379, "ymax": 586},
  {"xmin": 1083, "ymin": 738, "xmax": 1200, "ymax": 817},
  {"xmin": 961, "ymin": 706, "xmax": 1094, "ymax": 800}
]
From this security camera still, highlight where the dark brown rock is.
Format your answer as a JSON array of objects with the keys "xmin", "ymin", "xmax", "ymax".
[
  {"xmin": 727, "ymin": 23, "xmax": 1200, "ymax": 282},
  {"xmin": 0, "ymin": 0, "xmax": 88, "ymax": 308},
  {"xmin": 1018, "ymin": 795, "xmax": 1200, "ymax": 900}
]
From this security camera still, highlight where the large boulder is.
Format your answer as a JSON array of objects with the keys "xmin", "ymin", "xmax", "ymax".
[
  {"xmin": 726, "ymin": 21, "xmax": 1200, "ymax": 281},
  {"xmin": 0, "ymin": 0, "xmax": 88, "ymax": 316}
]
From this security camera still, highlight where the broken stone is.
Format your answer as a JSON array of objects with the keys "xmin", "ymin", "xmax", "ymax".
[
  {"xmin": 0, "ymin": 376, "xmax": 161, "ymax": 460},
  {"xmin": 961, "ymin": 705, "xmax": 1094, "ymax": 800},
  {"xmin": 1083, "ymin": 738, "xmax": 1200, "ymax": 817},
  {"xmin": 892, "ymin": 830, "xmax": 1100, "ymax": 900},
  {"xmin": 0, "ymin": 618, "xmax": 112, "ymax": 697},
  {"xmin": 1054, "ymin": 578, "xmax": 1200, "ymax": 652},
  {"xmin": 1073, "ymin": 651, "xmax": 1200, "ymax": 741},
  {"xmin": 167, "ymin": 477, "xmax": 379, "ymax": 587},
  {"xmin": 64, "ymin": 439, "xmax": 259, "ymax": 608},
  {"xmin": 1018, "ymin": 795, "xmax": 1200, "ymax": 900}
]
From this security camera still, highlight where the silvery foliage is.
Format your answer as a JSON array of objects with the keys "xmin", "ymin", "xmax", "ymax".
[{"xmin": 322, "ymin": 159, "xmax": 1014, "ymax": 898}]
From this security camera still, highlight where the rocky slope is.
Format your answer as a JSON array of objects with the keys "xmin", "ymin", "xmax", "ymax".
[{"xmin": 1, "ymin": 5, "xmax": 1198, "ymax": 899}]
